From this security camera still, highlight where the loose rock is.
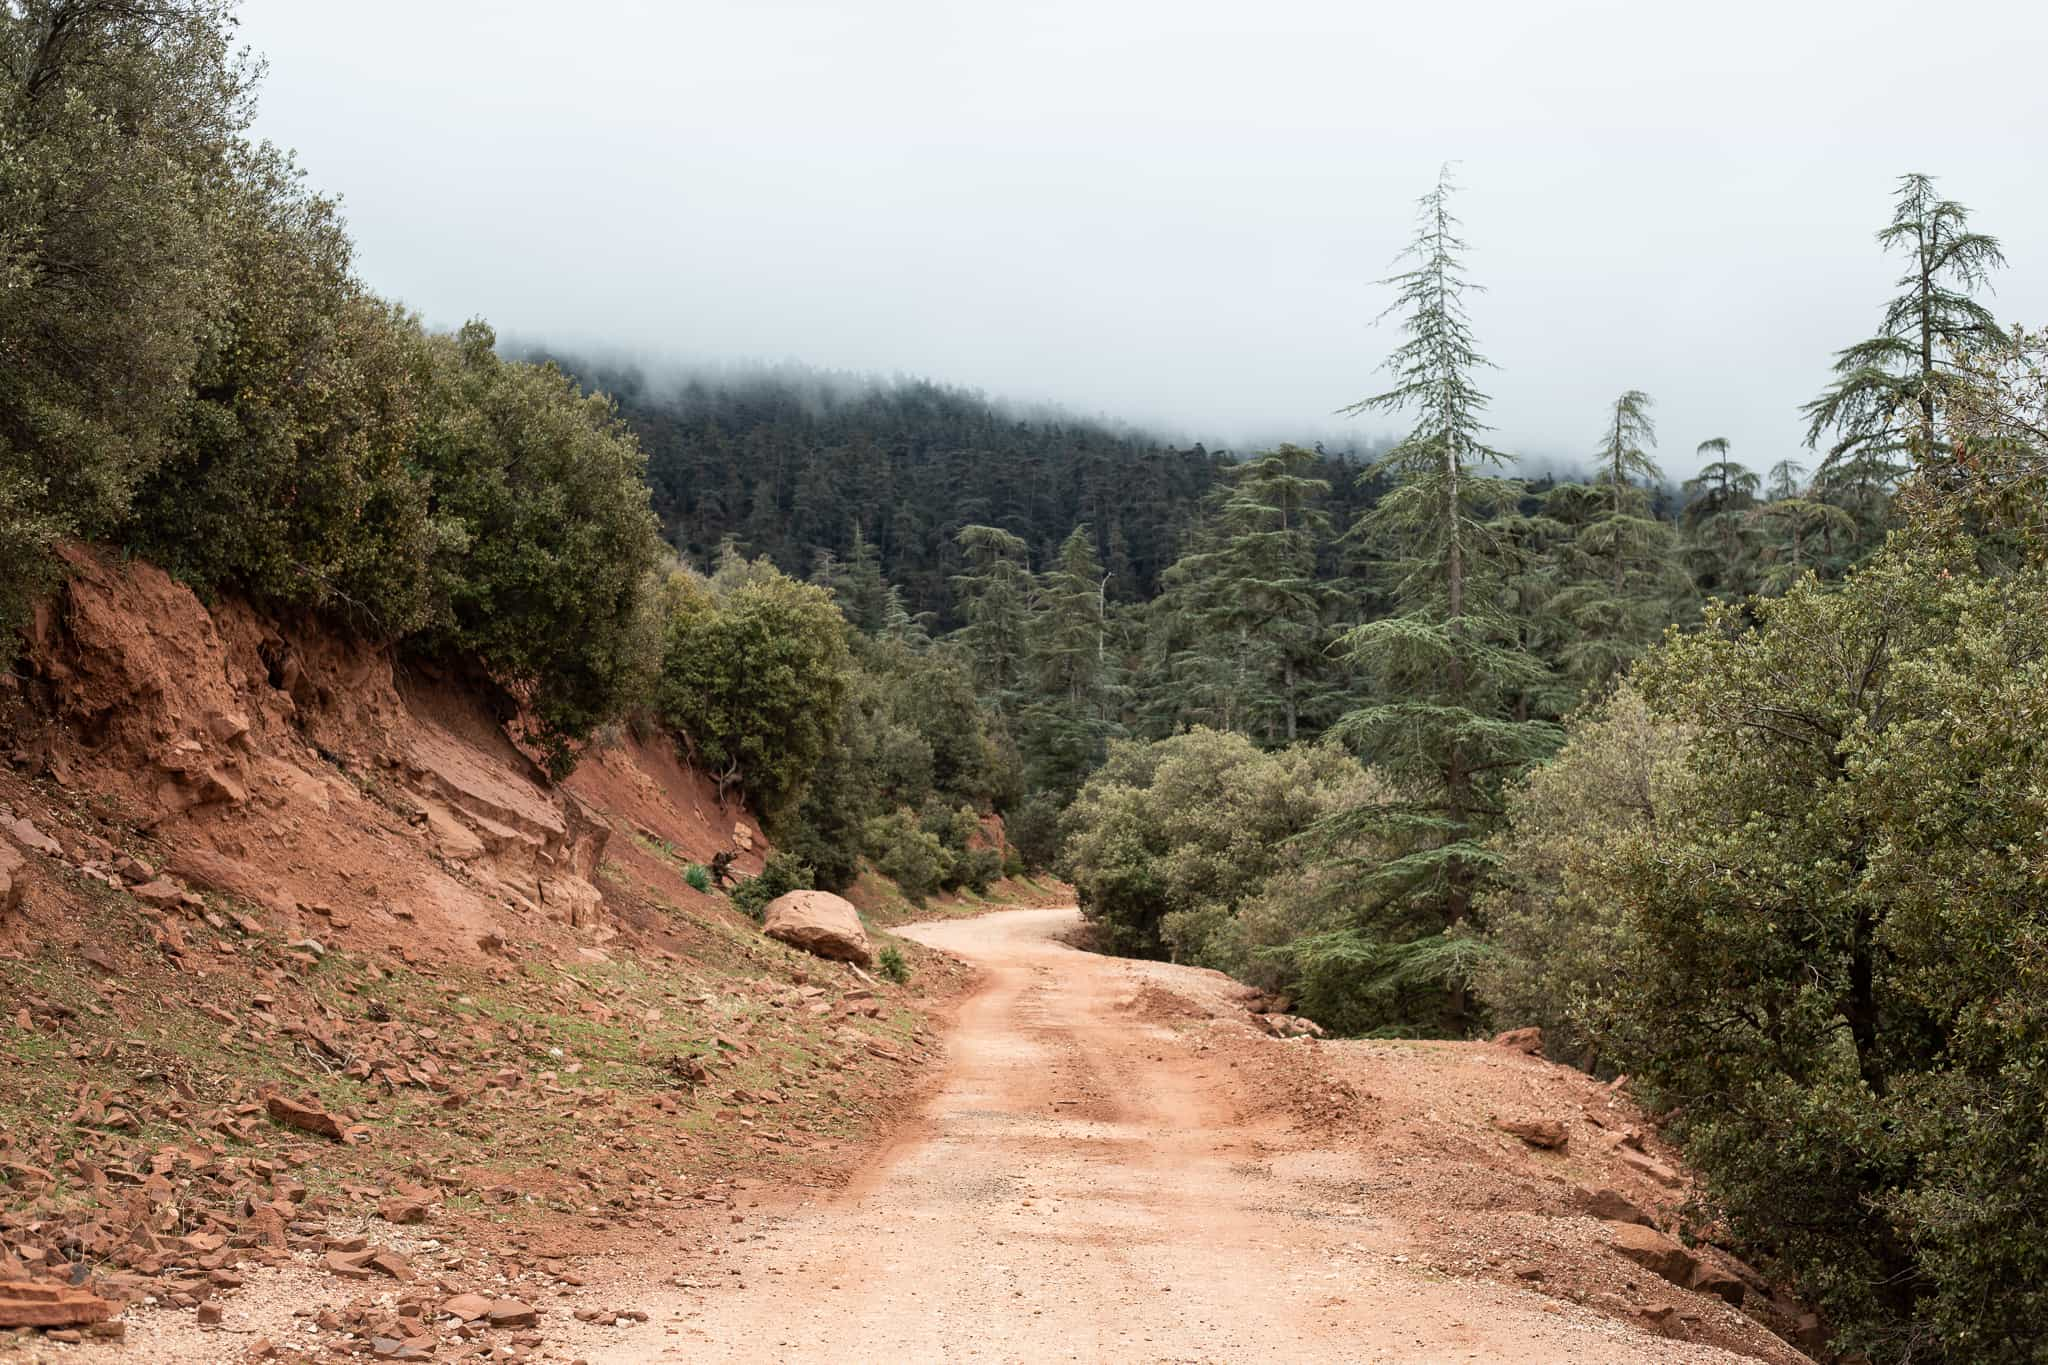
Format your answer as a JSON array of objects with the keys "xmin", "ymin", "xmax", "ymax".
[
  {"xmin": 1490, "ymin": 1026, "xmax": 1545, "ymax": 1055},
  {"xmin": 1493, "ymin": 1116, "xmax": 1568, "ymax": 1149},
  {"xmin": 1605, "ymin": 1220, "xmax": 1699, "ymax": 1287},
  {"xmin": 0, "ymin": 840, "xmax": 24, "ymax": 915},
  {"xmin": 1575, "ymin": 1186, "xmax": 1655, "ymax": 1227},
  {"xmin": 267, "ymin": 1094, "xmax": 345, "ymax": 1141},
  {"xmin": 0, "ymin": 1284, "xmax": 117, "ymax": 1328}
]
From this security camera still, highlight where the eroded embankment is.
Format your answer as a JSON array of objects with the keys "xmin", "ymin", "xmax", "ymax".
[{"xmin": 0, "ymin": 548, "xmax": 977, "ymax": 1361}]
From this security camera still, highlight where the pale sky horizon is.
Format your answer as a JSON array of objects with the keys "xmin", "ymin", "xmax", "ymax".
[{"xmin": 239, "ymin": 0, "xmax": 2048, "ymax": 476}]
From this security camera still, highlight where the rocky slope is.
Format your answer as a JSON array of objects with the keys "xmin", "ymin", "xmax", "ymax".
[{"xmin": 0, "ymin": 549, "xmax": 981, "ymax": 1361}]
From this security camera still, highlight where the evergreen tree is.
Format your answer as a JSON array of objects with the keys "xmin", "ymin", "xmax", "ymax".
[
  {"xmin": 832, "ymin": 525, "xmax": 891, "ymax": 634},
  {"xmin": 1304, "ymin": 168, "xmax": 1560, "ymax": 1029},
  {"xmin": 1755, "ymin": 495, "xmax": 1860, "ymax": 593},
  {"xmin": 1150, "ymin": 446, "xmax": 1340, "ymax": 744},
  {"xmin": 1681, "ymin": 440, "xmax": 1762, "ymax": 599},
  {"xmin": 1547, "ymin": 391, "xmax": 1687, "ymax": 684},
  {"xmin": 1809, "ymin": 448, "xmax": 1901, "ymax": 550},
  {"xmin": 879, "ymin": 584, "xmax": 932, "ymax": 648},
  {"xmin": 1137, "ymin": 508, "xmax": 1246, "ymax": 735},
  {"xmin": 1017, "ymin": 526, "xmax": 1117, "ymax": 795},
  {"xmin": 1802, "ymin": 173, "xmax": 2008, "ymax": 470},
  {"xmin": 949, "ymin": 524, "xmax": 1034, "ymax": 713},
  {"xmin": 1763, "ymin": 457, "xmax": 1805, "ymax": 502}
]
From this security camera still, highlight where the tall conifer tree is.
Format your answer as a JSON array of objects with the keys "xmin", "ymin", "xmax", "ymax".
[
  {"xmin": 1803, "ymin": 173, "xmax": 2008, "ymax": 469},
  {"xmin": 949, "ymin": 524, "xmax": 1034, "ymax": 714},
  {"xmin": 1018, "ymin": 526, "xmax": 1117, "ymax": 794},
  {"xmin": 1681, "ymin": 440, "xmax": 1763, "ymax": 598},
  {"xmin": 1303, "ymin": 168, "xmax": 1559, "ymax": 1028}
]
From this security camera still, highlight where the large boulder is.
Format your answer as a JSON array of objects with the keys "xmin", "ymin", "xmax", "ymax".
[{"xmin": 761, "ymin": 891, "xmax": 873, "ymax": 966}]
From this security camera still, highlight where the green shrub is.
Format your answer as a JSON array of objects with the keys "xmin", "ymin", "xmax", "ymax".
[
  {"xmin": 654, "ymin": 562, "xmax": 852, "ymax": 825},
  {"xmin": 1060, "ymin": 728, "xmax": 1376, "ymax": 969},
  {"xmin": 877, "ymin": 945, "xmax": 909, "ymax": 985},
  {"xmin": 783, "ymin": 638, "xmax": 1016, "ymax": 892},
  {"xmin": 1004, "ymin": 791, "xmax": 1066, "ymax": 872},
  {"xmin": 413, "ymin": 322, "xmax": 665, "ymax": 776},
  {"xmin": 1474, "ymin": 685, "xmax": 1689, "ymax": 1069},
  {"xmin": 0, "ymin": 0, "xmax": 256, "ymax": 657},
  {"xmin": 862, "ymin": 811, "xmax": 949, "ymax": 906},
  {"xmin": 128, "ymin": 148, "xmax": 444, "ymax": 636},
  {"xmin": 728, "ymin": 851, "xmax": 813, "ymax": 921},
  {"xmin": 1595, "ymin": 523, "xmax": 2048, "ymax": 1362},
  {"xmin": 953, "ymin": 847, "xmax": 1002, "ymax": 895},
  {"xmin": 682, "ymin": 863, "xmax": 712, "ymax": 893}
]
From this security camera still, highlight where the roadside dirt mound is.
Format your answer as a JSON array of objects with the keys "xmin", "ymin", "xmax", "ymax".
[{"xmin": 1298, "ymin": 1035, "xmax": 1818, "ymax": 1356}]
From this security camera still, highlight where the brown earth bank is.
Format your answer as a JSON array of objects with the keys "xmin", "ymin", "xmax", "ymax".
[{"xmin": 0, "ymin": 549, "xmax": 987, "ymax": 1361}]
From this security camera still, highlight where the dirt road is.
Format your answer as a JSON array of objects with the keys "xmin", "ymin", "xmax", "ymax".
[{"xmin": 575, "ymin": 908, "xmax": 1765, "ymax": 1364}]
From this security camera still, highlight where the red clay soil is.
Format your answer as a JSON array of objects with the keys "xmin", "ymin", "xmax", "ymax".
[{"xmin": 6, "ymin": 545, "xmax": 769, "ymax": 967}]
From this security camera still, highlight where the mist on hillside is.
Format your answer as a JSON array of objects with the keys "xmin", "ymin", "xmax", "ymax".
[{"xmin": 235, "ymin": 1, "xmax": 2048, "ymax": 479}]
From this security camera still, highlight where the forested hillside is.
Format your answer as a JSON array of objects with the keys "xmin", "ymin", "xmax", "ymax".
[{"xmin": 535, "ymin": 357, "xmax": 1383, "ymax": 626}]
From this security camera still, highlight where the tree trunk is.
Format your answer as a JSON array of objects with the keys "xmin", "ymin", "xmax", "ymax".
[{"xmin": 1918, "ymin": 224, "xmax": 1938, "ymax": 457}]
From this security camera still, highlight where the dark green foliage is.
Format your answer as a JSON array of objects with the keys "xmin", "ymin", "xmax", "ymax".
[
  {"xmin": 1679, "ymin": 443, "xmax": 1761, "ymax": 598},
  {"xmin": 912, "ymin": 797, "xmax": 1000, "ymax": 894},
  {"xmin": 682, "ymin": 863, "xmax": 712, "ymax": 893},
  {"xmin": 877, "ymin": 945, "xmax": 909, "ymax": 985},
  {"xmin": 414, "ymin": 324, "xmax": 665, "ymax": 774},
  {"xmin": 862, "ymin": 810, "xmax": 949, "ymax": 906},
  {"xmin": 1597, "ymin": 518, "xmax": 2048, "ymax": 1362},
  {"xmin": 1003, "ymin": 791, "xmax": 1066, "ymax": 873},
  {"xmin": 1317, "ymin": 167, "xmax": 1561, "ymax": 1030},
  {"xmin": 1144, "ymin": 446, "xmax": 1345, "ymax": 744},
  {"xmin": 785, "ymin": 636, "xmax": 1012, "ymax": 892},
  {"xmin": 131, "ymin": 151, "xmax": 444, "ymax": 634},
  {"xmin": 537, "ymin": 358, "xmax": 1384, "ymax": 630},
  {"xmin": 1017, "ymin": 525, "xmax": 1118, "ymax": 795},
  {"xmin": 0, "ymin": 0, "xmax": 255, "ymax": 651},
  {"xmin": 950, "ymin": 525, "xmax": 1035, "ymax": 713},
  {"xmin": 729, "ymin": 851, "xmax": 813, "ymax": 922},
  {"xmin": 1060, "ymin": 728, "xmax": 1375, "ymax": 967},
  {"xmin": 952, "ymin": 847, "xmax": 1001, "ymax": 895},
  {"xmin": 1475, "ymin": 685, "xmax": 1687, "ymax": 1068},
  {"xmin": 1545, "ymin": 391, "xmax": 1690, "ymax": 684},
  {"xmin": 653, "ymin": 559, "xmax": 853, "ymax": 824}
]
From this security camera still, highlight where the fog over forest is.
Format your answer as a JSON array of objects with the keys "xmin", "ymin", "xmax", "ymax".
[{"xmin": 238, "ymin": 0, "xmax": 2048, "ymax": 474}]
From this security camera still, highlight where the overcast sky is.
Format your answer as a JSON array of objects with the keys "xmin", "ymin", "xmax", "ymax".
[{"xmin": 239, "ymin": 0, "xmax": 2048, "ymax": 474}]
